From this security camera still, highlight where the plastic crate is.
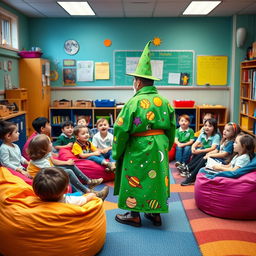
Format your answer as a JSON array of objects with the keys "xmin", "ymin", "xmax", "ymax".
[
  {"xmin": 94, "ymin": 99, "xmax": 115, "ymax": 107},
  {"xmin": 18, "ymin": 51, "xmax": 43, "ymax": 58},
  {"xmin": 173, "ymin": 100, "xmax": 195, "ymax": 107}
]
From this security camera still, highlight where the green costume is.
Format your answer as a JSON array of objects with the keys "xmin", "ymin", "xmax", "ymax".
[{"xmin": 112, "ymin": 86, "xmax": 176, "ymax": 213}]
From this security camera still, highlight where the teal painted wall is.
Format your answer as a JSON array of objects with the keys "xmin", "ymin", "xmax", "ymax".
[
  {"xmin": 233, "ymin": 15, "xmax": 256, "ymax": 123},
  {"xmin": 0, "ymin": 2, "xmax": 29, "ymax": 91},
  {"xmin": 28, "ymin": 17, "xmax": 232, "ymax": 87}
]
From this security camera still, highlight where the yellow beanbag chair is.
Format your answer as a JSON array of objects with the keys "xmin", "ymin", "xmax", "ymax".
[{"xmin": 0, "ymin": 167, "xmax": 106, "ymax": 256}]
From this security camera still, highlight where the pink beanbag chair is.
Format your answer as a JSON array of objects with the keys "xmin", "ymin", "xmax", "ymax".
[
  {"xmin": 58, "ymin": 148, "xmax": 115, "ymax": 182},
  {"xmin": 168, "ymin": 144, "xmax": 176, "ymax": 162},
  {"xmin": 195, "ymin": 171, "xmax": 256, "ymax": 219},
  {"xmin": 7, "ymin": 168, "xmax": 33, "ymax": 185}
]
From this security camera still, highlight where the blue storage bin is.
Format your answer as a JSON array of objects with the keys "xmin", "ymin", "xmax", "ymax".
[{"xmin": 94, "ymin": 99, "xmax": 116, "ymax": 107}]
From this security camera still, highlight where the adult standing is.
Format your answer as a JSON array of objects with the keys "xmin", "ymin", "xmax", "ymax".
[{"xmin": 112, "ymin": 41, "xmax": 176, "ymax": 227}]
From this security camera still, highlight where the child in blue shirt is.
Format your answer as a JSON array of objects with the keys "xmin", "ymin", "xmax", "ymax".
[
  {"xmin": 178, "ymin": 118, "xmax": 220, "ymax": 184},
  {"xmin": 180, "ymin": 122, "xmax": 240, "ymax": 185}
]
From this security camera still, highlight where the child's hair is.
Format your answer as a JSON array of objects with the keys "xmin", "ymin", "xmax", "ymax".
[
  {"xmin": 204, "ymin": 118, "xmax": 218, "ymax": 136},
  {"xmin": 28, "ymin": 134, "xmax": 51, "ymax": 161},
  {"xmin": 0, "ymin": 120, "xmax": 17, "ymax": 140},
  {"xmin": 96, "ymin": 118, "xmax": 109, "ymax": 127},
  {"xmin": 77, "ymin": 115, "xmax": 87, "ymax": 123},
  {"xmin": 178, "ymin": 114, "xmax": 190, "ymax": 123},
  {"xmin": 32, "ymin": 117, "xmax": 49, "ymax": 133},
  {"xmin": 73, "ymin": 125, "xmax": 88, "ymax": 137},
  {"xmin": 220, "ymin": 122, "xmax": 241, "ymax": 144},
  {"xmin": 61, "ymin": 120, "xmax": 74, "ymax": 129},
  {"xmin": 237, "ymin": 133, "xmax": 255, "ymax": 160},
  {"xmin": 203, "ymin": 112, "xmax": 214, "ymax": 122},
  {"xmin": 33, "ymin": 167, "xmax": 69, "ymax": 202}
]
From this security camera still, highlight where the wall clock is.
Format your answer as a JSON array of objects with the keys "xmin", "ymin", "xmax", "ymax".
[{"xmin": 64, "ymin": 39, "xmax": 79, "ymax": 55}]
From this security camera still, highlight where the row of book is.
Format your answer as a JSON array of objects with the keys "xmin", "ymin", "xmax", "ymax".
[
  {"xmin": 241, "ymin": 69, "xmax": 256, "ymax": 99},
  {"xmin": 52, "ymin": 115, "xmax": 70, "ymax": 124}
]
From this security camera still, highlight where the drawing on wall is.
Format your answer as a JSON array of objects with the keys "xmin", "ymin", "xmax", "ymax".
[
  {"xmin": 152, "ymin": 37, "xmax": 162, "ymax": 46},
  {"xmin": 63, "ymin": 68, "xmax": 76, "ymax": 85},
  {"xmin": 104, "ymin": 39, "xmax": 112, "ymax": 47}
]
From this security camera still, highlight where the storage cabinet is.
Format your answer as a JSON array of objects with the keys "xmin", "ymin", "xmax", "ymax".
[
  {"xmin": 196, "ymin": 105, "xmax": 227, "ymax": 134},
  {"xmin": 49, "ymin": 107, "xmax": 119, "ymax": 138},
  {"xmin": 239, "ymin": 60, "xmax": 256, "ymax": 135},
  {"xmin": 19, "ymin": 58, "xmax": 51, "ymax": 136},
  {"xmin": 0, "ymin": 112, "xmax": 27, "ymax": 149}
]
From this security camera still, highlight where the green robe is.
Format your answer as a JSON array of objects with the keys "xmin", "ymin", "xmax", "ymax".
[{"xmin": 112, "ymin": 86, "xmax": 176, "ymax": 213}]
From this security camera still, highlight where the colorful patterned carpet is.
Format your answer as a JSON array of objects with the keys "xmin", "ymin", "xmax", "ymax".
[
  {"xmin": 170, "ymin": 162, "xmax": 256, "ymax": 256},
  {"xmin": 96, "ymin": 162, "xmax": 256, "ymax": 256}
]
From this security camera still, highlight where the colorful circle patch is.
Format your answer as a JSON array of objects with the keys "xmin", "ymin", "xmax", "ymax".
[
  {"xmin": 153, "ymin": 97, "xmax": 162, "ymax": 107},
  {"xmin": 126, "ymin": 197, "xmax": 137, "ymax": 208},
  {"xmin": 140, "ymin": 99, "xmax": 150, "ymax": 109},
  {"xmin": 116, "ymin": 117, "xmax": 124, "ymax": 126},
  {"xmin": 146, "ymin": 111, "xmax": 155, "ymax": 120},
  {"xmin": 148, "ymin": 170, "xmax": 157, "ymax": 179}
]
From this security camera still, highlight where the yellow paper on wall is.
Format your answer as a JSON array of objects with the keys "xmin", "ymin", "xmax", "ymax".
[
  {"xmin": 197, "ymin": 56, "xmax": 228, "ymax": 86},
  {"xmin": 95, "ymin": 62, "xmax": 110, "ymax": 80}
]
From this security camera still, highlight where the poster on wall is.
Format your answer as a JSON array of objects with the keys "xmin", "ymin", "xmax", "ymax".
[{"xmin": 63, "ymin": 68, "xmax": 76, "ymax": 86}]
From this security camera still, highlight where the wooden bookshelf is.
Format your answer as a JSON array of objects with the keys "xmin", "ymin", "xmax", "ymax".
[{"xmin": 239, "ymin": 60, "xmax": 256, "ymax": 135}]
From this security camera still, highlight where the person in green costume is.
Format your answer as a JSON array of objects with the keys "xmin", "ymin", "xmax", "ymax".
[{"xmin": 112, "ymin": 41, "xmax": 176, "ymax": 227}]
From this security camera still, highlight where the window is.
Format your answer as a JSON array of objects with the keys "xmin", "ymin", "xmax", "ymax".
[{"xmin": 0, "ymin": 7, "xmax": 18, "ymax": 50}]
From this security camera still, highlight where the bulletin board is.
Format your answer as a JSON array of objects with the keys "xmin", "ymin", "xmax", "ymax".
[
  {"xmin": 114, "ymin": 50, "xmax": 194, "ymax": 86},
  {"xmin": 197, "ymin": 56, "xmax": 228, "ymax": 86}
]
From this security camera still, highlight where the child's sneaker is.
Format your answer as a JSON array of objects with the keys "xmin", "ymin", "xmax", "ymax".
[
  {"xmin": 87, "ymin": 178, "xmax": 103, "ymax": 189},
  {"xmin": 94, "ymin": 186, "xmax": 109, "ymax": 201},
  {"xmin": 175, "ymin": 161, "xmax": 181, "ymax": 167}
]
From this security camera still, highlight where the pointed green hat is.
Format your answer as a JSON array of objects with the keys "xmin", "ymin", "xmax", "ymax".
[{"xmin": 127, "ymin": 40, "xmax": 160, "ymax": 81}]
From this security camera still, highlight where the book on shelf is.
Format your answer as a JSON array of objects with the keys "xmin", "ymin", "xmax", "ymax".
[
  {"xmin": 52, "ymin": 115, "xmax": 70, "ymax": 124},
  {"xmin": 252, "ymin": 71, "xmax": 256, "ymax": 100},
  {"xmin": 241, "ymin": 101, "xmax": 248, "ymax": 114}
]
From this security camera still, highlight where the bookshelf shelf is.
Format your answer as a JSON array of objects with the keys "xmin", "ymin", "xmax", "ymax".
[{"xmin": 239, "ymin": 60, "xmax": 256, "ymax": 135}]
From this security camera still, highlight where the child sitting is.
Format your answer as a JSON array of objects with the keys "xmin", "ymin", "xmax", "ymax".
[
  {"xmin": 54, "ymin": 120, "xmax": 76, "ymax": 150},
  {"xmin": 181, "ymin": 122, "xmax": 240, "ymax": 185},
  {"xmin": 178, "ymin": 118, "xmax": 220, "ymax": 184},
  {"xmin": 77, "ymin": 115, "xmax": 92, "ymax": 138},
  {"xmin": 0, "ymin": 120, "xmax": 30, "ymax": 177},
  {"xmin": 22, "ymin": 117, "xmax": 52, "ymax": 160},
  {"xmin": 72, "ymin": 125, "xmax": 115, "ymax": 172},
  {"xmin": 33, "ymin": 167, "xmax": 96, "ymax": 205},
  {"xmin": 194, "ymin": 112, "xmax": 214, "ymax": 138},
  {"xmin": 174, "ymin": 114, "xmax": 194, "ymax": 168},
  {"xmin": 208, "ymin": 133, "xmax": 255, "ymax": 172},
  {"xmin": 27, "ymin": 134, "xmax": 109, "ymax": 200},
  {"xmin": 92, "ymin": 118, "xmax": 116, "ymax": 166}
]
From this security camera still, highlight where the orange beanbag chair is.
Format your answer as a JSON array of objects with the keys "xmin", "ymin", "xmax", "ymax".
[{"xmin": 0, "ymin": 167, "xmax": 106, "ymax": 256}]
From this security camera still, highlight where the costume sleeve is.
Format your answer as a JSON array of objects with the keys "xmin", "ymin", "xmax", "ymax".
[
  {"xmin": 112, "ymin": 102, "xmax": 134, "ymax": 160},
  {"xmin": 164, "ymin": 105, "xmax": 176, "ymax": 150},
  {"xmin": 0, "ymin": 146, "xmax": 18, "ymax": 170},
  {"xmin": 71, "ymin": 143, "xmax": 83, "ymax": 156}
]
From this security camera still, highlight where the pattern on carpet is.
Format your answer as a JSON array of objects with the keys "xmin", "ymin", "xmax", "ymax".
[
  {"xmin": 170, "ymin": 162, "xmax": 256, "ymax": 256},
  {"xmin": 96, "ymin": 171, "xmax": 202, "ymax": 256}
]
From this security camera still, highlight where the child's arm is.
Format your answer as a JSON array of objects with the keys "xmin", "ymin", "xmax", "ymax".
[
  {"xmin": 78, "ymin": 150, "xmax": 101, "ymax": 159},
  {"xmin": 194, "ymin": 144, "xmax": 218, "ymax": 154},
  {"xmin": 51, "ymin": 157, "xmax": 75, "ymax": 166},
  {"xmin": 64, "ymin": 193, "xmax": 96, "ymax": 206},
  {"xmin": 54, "ymin": 142, "xmax": 74, "ymax": 150},
  {"xmin": 212, "ymin": 163, "xmax": 238, "ymax": 172},
  {"xmin": 205, "ymin": 151, "xmax": 229, "ymax": 159}
]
